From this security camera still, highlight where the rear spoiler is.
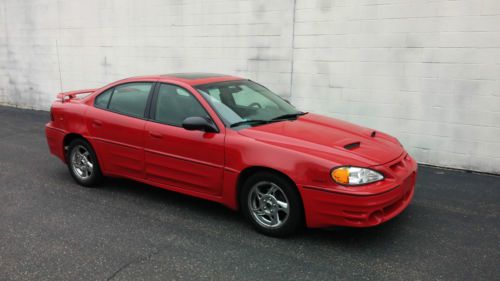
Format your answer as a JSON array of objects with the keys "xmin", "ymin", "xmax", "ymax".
[{"xmin": 57, "ymin": 89, "xmax": 97, "ymax": 103}]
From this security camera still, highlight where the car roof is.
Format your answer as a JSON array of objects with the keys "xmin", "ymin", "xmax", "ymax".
[{"xmin": 127, "ymin": 73, "xmax": 244, "ymax": 86}]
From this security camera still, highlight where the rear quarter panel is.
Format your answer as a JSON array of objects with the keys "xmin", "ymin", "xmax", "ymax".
[
  {"xmin": 47, "ymin": 100, "xmax": 93, "ymax": 163},
  {"xmin": 51, "ymin": 101, "xmax": 89, "ymax": 134}
]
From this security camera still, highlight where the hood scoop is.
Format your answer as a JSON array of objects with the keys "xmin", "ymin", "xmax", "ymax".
[{"xmin": 344, "ymin": 141, "xmax": 361, "ymax": 150}]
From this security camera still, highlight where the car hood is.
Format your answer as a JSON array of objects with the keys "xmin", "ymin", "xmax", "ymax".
[{"xmin": 237, "ymin": 113, "xmax": 404, "ymax": 166}]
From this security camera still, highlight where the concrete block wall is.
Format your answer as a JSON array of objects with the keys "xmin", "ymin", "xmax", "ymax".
[
  {"xmin": 1, "ymin": 0, "xmax": 499, "ymax": 173},
  {"xmin": 290, "ymin": 0, "xmax": 500, "ymax": 174},
  {"xmin": 0, "ymin": 0, "xmax": 295, "ymax": 109}
]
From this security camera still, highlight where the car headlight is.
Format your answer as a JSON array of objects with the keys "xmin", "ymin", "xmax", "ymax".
[{"xmin": 331, "ymin": 166, "xmax": 384, "ymax": 186}]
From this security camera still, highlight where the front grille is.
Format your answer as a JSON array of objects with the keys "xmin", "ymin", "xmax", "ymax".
[{"xmin": 389, "ymin": 154, "xmax": 411, "ymax": 172}]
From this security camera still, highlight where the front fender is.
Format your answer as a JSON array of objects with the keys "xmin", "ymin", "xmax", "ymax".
[{"xmin": 219, "ymin": 130, "xmax": 337, "ymax": 210}]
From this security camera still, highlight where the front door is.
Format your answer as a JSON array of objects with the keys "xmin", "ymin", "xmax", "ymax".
[{"xmin": 144, "ymin": 83, "xmax": 225, "ymax": 196}]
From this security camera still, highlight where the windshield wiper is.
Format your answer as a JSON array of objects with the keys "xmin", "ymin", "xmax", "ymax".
[
  {"xmin": 230, "ymin": 112, "xmax": 308, "ymax": 128},
  {"xmin": 230, "ymin": 119, "xmax": 270, "ymax": 128},
  {"xmin": 270, "ymin": 112, "xmax": 308, "ymax": 121}
]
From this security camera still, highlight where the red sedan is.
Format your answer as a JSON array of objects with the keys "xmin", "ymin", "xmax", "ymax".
[{"xmin": 45, "ymin": 73, "xmax": 417, "ymax": 236}]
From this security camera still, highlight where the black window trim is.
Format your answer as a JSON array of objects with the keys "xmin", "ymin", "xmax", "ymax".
[
  {"xmin": 93, "ymin": 81, "xmax": 157, "ymax": 120},
  {"xmin": 148, "ymin": 82, "xmax": 220, "ymax": 133}
]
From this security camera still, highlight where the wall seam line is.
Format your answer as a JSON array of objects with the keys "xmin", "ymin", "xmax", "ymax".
[{"xmin": 289, "ymin": 0, "xmax": 297, "ymax": 100}]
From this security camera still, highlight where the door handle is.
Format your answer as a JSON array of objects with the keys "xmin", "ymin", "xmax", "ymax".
[
  {"xmin": 92, "ymin": 120, "xmax": 103, "ymax": 127},
  {"xmin": 149, "ymin": 132, "xmax": 163, "ymax": 139}
]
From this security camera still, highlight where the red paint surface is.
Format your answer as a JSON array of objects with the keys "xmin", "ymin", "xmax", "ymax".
[{"xmin": 45, "ymin": 74, "xmax": 417, "ymax": 228}]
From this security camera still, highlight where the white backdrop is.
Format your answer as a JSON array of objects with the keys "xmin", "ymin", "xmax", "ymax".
[{"xmin": 1, "ymin": 0, "xmax": 499, "ymax": 173}]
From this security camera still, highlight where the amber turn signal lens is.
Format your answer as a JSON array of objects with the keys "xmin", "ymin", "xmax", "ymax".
[{"xmin": 331, "ymin": 167, "xmax": 349, "ymax": 185}]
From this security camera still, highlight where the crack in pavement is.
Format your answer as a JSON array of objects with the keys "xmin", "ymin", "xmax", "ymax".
[{"xmin": 106, "ymin": 248, "xmax": 161, "ymax": 281}]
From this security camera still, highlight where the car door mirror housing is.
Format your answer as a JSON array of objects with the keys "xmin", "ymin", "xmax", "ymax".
[{"xmin": 182, "ymin": 117, "xmax": 218, "ymax": 133}]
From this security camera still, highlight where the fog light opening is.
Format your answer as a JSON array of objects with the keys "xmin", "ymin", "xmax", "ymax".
[{"xmin": 369, "ymin": 210, "xmax": 383, "ymax": 225}]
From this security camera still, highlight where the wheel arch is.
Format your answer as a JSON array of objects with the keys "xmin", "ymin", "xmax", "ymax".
[
  {"xmin": 236, "ymin": 166, "xmax": 304, "ymax": 213},
  {"xmin": 62, "ymin": 133, "xmax": 98, "ymax": 164}
]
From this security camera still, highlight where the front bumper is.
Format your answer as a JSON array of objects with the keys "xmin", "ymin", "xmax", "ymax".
[{"xmin": 301, "ymin": 153, "xmax": 417, "ymax": 228}]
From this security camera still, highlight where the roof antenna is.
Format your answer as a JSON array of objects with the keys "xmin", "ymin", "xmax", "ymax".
[{"xmin": 56, "ymin": 39, "xmax": 64, "ymax": 102}]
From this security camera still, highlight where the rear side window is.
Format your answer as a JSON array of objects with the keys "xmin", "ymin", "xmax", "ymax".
[
  {"xmin": 94, "ymin": 88, "xmax": 113, "ymax": 109},
  {"xmin": 108, "ymin": 83, "xmax": 153, "ymax": 118}
]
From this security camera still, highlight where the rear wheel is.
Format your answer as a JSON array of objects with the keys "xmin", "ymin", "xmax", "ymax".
[
  {"xmin": 240, "ymin": 171, "xmax": 303, "ymax": 237},
  {"xmin": 67, "ymin": 139, "xmax": 102, "ymax": 187}
]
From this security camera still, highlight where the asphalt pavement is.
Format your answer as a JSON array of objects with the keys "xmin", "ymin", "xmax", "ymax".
[{"xmin": 0, "ymin": 105, "xmax": 498, "ymax": 281}]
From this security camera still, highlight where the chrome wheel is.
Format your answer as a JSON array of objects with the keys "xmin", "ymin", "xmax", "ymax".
[
  {"xmin": 248, "ymin": 181, "xmax": 290, "ymax": 229},
  {"xmin": 70, "ymin": 145, "xmax": 94, "ymax": 180}
]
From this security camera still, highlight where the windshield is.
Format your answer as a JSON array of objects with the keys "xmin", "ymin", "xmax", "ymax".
[{"xmin": 195, "ymin": 80, "xmax": 303, "ymax": 127}]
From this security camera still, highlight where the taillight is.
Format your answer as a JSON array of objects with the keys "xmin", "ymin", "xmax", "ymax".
[{"xmin": 50, "ymin": 107, "xmax": 54, "ymax": 121}]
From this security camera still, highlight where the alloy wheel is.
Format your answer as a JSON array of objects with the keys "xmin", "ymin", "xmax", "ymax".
[
  {"xmin": 247, "ymin": 181, "xmax": 290, "ymax": 229},
  {"xmin": 70, "ymin": 145, "xmax": 94, "ymax": 180}
]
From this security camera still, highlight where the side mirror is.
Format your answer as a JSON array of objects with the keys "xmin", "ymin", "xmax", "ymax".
[{"xmin": 182, "ymin": 117, "xmax": 218, "ymax": 133}]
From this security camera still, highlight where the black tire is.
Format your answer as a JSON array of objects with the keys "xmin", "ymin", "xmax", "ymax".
[
  {"xmin": 67, "ymin": 139, "xmax": 103, "ymax": 187},
  {"xmin": 240, "ymin": 171, "xmax": 303, "ymax": 237}
]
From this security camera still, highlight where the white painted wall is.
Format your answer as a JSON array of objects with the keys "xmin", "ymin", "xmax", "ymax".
[{"xmin": 1, "ymin": 0, "xmax": 499, "ymax": 173}]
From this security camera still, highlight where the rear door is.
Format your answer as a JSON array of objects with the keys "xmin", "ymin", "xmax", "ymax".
[
  {"xmin": 87, "ymin": 82, "xmax": 154, "ymax": 179},
  {"xmin": 144, "ymin": 83, "xmax": 225, "ymax": 195}
]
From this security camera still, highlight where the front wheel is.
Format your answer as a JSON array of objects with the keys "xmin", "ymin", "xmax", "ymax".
[
  {"xmin": 240, "ymin": 172, "xmax": 303, "ymax": 237},
  {"xmin": 67, "ymin": 139, "xmax": 102, "ymax": 187}
]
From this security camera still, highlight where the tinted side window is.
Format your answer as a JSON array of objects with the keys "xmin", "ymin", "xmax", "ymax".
[
  {"xmin": 108, "ymin": 83, "xmax": 152, "ymax": 118},
  {"xmin": 154, "ymin": 84, "xmax": 208, "ymax": 126},
  {"xmin": 94, "ymin": 88, "xmax": 113, "ymax": 109}
]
